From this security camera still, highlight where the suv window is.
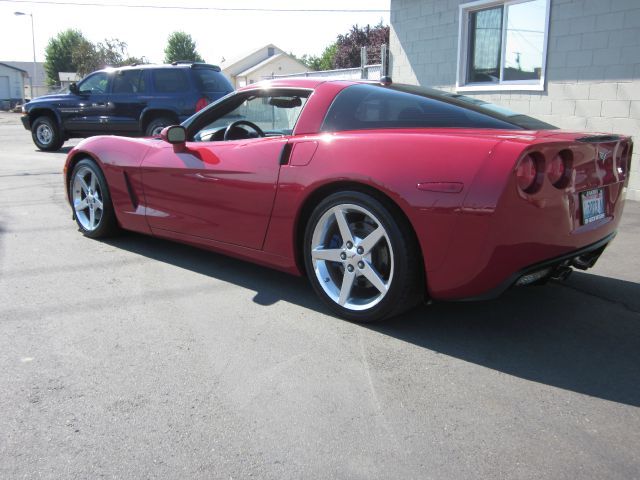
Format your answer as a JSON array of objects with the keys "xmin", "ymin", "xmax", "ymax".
[
  {"xmin": 321, "ymin": 84, "xmax": 555, "ymax": 132},
  {"xmin": 193, "ymin": 69, "xmax": 233, "ymax": 92},
  {"xmin": 112, "ymin": 70, "xmax": 145, "ymax": 94},
  {"xmin": 153, "ymin": 69, "xmax": 190, "ymax": 93},
  {"xmin": 78, "ymin": 72, "xmax": 109, "ymax": 95}
]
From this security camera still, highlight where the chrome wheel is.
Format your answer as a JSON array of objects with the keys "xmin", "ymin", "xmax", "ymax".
[
  {"xmin": 36, "ymin": 123, "xmax": 53, "ymax": 145},
  {"xmin": 71, "ymin": 166, "xmax": 104, "ymax": 231},
  {"xmin": 310, "ymin": 203, "xmax": 394, "ymax": 311}
]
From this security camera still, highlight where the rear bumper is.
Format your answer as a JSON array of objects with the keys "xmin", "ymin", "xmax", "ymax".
[
  {"xmin": 21, "ymin": 115, "xmax": 30, "ymax": 130},
  {"xmin": 426, "ymin": 194, "xmax": 624, "ymax": 300},
  {"xmin": 424, "ymin": 177, "xmax": 626, "ymax": 301},
  {"xmin": 460, "ymin": 232, "xmax": 615, "ymax": 301},
  {"xmin": 420, "ymin": 133, "xmax": 631, "ymax": 302}
]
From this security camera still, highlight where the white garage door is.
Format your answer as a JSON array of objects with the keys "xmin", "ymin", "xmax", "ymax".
[{"xmin": 0, "ymin": 76, "xmax": 9, "ymax": 99}]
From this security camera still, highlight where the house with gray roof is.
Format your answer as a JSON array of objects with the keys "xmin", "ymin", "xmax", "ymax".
[
  {"xmin": 1, "ymin": 61, "xmax": 48, "ymax": 99},
  {"xmin": 0, "ymin": 62, "xmax": 26, "ymax": 109},
  {"xmin": 221, "ymin": 44, "xmax": 307, "ymax": 88}
]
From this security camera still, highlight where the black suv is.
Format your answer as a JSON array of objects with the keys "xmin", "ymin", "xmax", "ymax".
[{"xmin": 21, "ymin": 62, "xmax": 233, "ymax": 151}]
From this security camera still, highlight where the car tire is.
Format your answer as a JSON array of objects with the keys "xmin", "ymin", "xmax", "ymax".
[
  {"xmin": 31, "ymin": 116, "xmax": 64, "ymax": 151},
  {"xmin": 304, "ymin": 191, "xmax": 423, "ymax": 323},
  {"xmin": 145, "ymin": 117, "xmax": 174, "ymax": 137},
  {"xmin": 69, "ymin": 159, "xmax": 119, "ymax": 238}
]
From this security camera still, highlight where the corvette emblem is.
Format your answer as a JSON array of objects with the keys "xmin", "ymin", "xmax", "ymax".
[{"xmin": 598, "ymin": 150, "xmax": 609, "ymax": 161}]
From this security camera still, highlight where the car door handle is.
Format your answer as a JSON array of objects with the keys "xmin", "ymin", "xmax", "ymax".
[{"xmin": 93, "ymin": 102, "xmax": 106, "ymax": 107}]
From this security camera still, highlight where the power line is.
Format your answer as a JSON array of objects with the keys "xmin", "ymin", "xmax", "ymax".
[{"xmin": 0, "ymin": 0, "xmax": 390, "ymax": 13}]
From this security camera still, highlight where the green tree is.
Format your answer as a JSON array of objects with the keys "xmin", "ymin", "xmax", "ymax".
[
  {"xmin": 46, "ymin": 30, "xmax": 145, "ymax": 82},
  {"xmin": 164, "ymin": 32, "xmax": 204, "ymax": 63},
  {"xmin": 72, "ymin": 38, "xmax": 142, "ymax": 77},
  {"xmin": 333, "ymin": 23, "xmax": 390, "ymax": 69},
  {"xmin": 71, "ymin": 37, "xmax": 100, "ymax": 77},
  {"xmin": 299, "ymin": 44, "xmax": 338, "ymax": 71},
  {"xmin": 44, "ymin": 29, "xmax": 89, "ymax": 85},
  {"xmin": 299, "ymin": 23, "xmax": 389, "ymax": 71},
  {"xmin": 97, "ymin": 39, "xmax": 128, "ymax": 67}
]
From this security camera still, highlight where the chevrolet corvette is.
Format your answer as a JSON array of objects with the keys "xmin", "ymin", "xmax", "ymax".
[{"xmin": 64, "ymin": 78, "xmax": 633, "ymax": 322}]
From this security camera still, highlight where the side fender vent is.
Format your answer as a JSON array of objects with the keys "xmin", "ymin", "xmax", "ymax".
[
  {"xmin": 279, "ymin": 142, "xmax": 293, "ymax": 165},
  {"xmin": 123, "ymin": 171, "xmax": 139, "ymax": 209}
]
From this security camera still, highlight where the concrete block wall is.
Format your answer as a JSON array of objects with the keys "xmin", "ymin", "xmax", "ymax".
[{"xmin": 390, "ymin": 0, "xmax": 640, "ymax": 200}]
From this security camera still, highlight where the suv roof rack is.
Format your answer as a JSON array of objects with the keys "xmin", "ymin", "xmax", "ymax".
[{"xmin": 170, "ymin": 61, "xmax": 221, "ymax": 72}]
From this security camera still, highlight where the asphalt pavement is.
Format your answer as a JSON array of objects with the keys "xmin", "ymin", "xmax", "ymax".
[{"xmin": 1, "ymin": 112, "xmax": 639, "ymax": 479}]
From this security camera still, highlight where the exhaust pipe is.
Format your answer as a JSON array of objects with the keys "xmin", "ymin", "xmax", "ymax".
[
  {"xmin": 550, "ymin": 265, "xmax": 572, "ymax": 281},
  {"xmin": 572, "ymin": 252, "xmax": 601, "ymax": 270}
]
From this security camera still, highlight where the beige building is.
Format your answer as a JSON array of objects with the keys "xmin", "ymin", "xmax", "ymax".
[
  {"xmin": 221, "ymin": 44, "xmax": 307, "ymax": 88},
  {"xmin": 58, "ymin": 72, "xmax": 81, "ymax": 89}
]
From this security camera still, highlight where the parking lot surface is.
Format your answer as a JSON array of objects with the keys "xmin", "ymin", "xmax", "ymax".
[{"xmin": 1, "ymin": 112, "xmax": 639, "ymax": 479}]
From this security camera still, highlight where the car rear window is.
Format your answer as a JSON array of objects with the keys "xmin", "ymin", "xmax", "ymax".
[
  {"xmin": 153, "ymin": 69, "xmax": 190, "ymax": 93},
  {"xmin": 193, "ymin": 69, "xmax": 233, "ymax": 93},
  {"xmin": 321, "ymin": 83, "xmax": 556, "ymax": 132}
]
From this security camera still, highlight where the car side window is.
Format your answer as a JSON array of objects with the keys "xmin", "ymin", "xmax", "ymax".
[
  {"xmin": 153, "ymin": 69, "xmax": 190, "ymax": 93},
  {"xmin": 112, "ymin": 70, "xmax": 145, "ymax": 94},
  {"xmin": 78, "ymin": 72, "xmax": 109, "ymax": 95},
  {"xmin": 193, "ymin": 92, "xmax": 309, "ymax": 142}
]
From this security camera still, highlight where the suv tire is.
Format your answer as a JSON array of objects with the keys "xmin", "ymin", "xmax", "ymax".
[
  {"xmin": 32, "ymin": 116, "xmax": 64, "ymax": 151},
  {"xmin": 145, "ymin": 117, "xmax": 174, "ymax": 137}
]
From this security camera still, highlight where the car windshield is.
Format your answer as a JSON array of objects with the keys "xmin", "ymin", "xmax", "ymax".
[{"xmin": 192, "ymin": 91, "xmax": 310, "ymax": 141}]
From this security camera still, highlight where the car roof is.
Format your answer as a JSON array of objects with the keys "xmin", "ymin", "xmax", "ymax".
[
  {"xmin": 96, "ymin": 63, "xmax": 222, "ymax": 74},
  {"xmin": 238, "ymin": 78, "xmax": 358, "ymax": 91}
]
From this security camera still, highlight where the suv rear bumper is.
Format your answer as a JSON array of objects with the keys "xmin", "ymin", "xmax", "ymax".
[{"xmin": 21, "ymin": 115, "xmax": 31, "ymax": 130}]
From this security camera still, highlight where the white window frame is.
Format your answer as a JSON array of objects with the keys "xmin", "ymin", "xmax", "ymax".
[{"xmin": 456, "ymin": 0, "xmax": 551, "ymax": 92}]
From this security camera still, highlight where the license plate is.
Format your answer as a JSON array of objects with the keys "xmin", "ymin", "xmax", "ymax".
[{"xmin": 581, "ymin": 188, "xmax": 605, "ymax": 224}]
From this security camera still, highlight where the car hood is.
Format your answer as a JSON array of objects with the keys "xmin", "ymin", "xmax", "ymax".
[
  {"xmin": 74, "ymin": 134, "xmax": 165, "ymax": 151},
  {"xmin": 26, "ymin": 92, "xmax": 72, "ymax": 105}
]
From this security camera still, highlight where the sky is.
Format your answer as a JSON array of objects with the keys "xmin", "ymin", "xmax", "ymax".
[
  {"xmin": 0, "ymin": 0, "xmax": 390, "ymax": 66},
  {"xmin": 504, "ymin": 0, "xmax": 546, "ymax": 72}
]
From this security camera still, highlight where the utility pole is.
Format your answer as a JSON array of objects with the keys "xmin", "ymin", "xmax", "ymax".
[{"xmin": 14, "ymin": 11, "xmax": 36, "ymax": 100}]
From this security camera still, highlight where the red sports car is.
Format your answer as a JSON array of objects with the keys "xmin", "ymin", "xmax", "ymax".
[{"xmin": 64, "ymin": 78, "xmax": 633, "ymax": 322}]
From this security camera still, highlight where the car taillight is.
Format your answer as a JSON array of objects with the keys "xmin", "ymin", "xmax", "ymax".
[
  {"xmin": 548, "ymin": 154, "xmax": 565, "ymax": 185},
  {"xmin": 548, "ymin": 150, "xmax": 571, "ymax": 188},
  {"xmin": 617, "ymin": 144, "xmax": 630, "ymax": 177},
  {"xmin": 516, "ymin": 154, "xmax": 541, "ymax": 193},
  {"xmin": 195, "ymin": 97, "xmax": 209, "ymax": 112}
]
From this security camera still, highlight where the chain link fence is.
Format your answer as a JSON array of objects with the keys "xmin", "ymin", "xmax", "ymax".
[{"xmin": 267, "ymin": 45, "xmax": 389, "ymax": 82}]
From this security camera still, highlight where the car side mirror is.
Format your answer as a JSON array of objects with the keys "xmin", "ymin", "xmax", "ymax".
[
  {"xmin": 160, "ymin": 125, "xmax": 187, "ymax": 144},
  {"xmin": 69, "ymin": 82, "xmax": 79, "ymax": 94}
]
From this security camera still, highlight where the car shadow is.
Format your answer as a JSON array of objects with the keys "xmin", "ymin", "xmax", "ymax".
[
  {"xmin": 370, "ymin": 275, "xmax": 640, "ymax": 407},
  {"xmin": 104, "ymin": 232, "xmax": 324, "ymax": 311},
  {"xmin": 105, "ymin": 232, "xmax": 640, "ymax": 407}
]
